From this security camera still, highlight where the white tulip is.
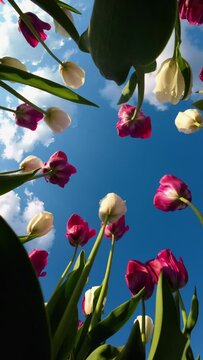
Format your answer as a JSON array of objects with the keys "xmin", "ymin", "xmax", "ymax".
[
  {"xmin": 59, "ymin": 61, "xmax": 85, "ymax": 89},
  {"xmin": 54, "ymin": 9, "xmax": 74, "ymax": 38},
  {"xmin": 19, "ymin": 155, "xmax": 43, "ymax": 172},
  {"xmin": 175, "ymin": 109, "xmax": 203, "ymax": 134},
  {"xmin": 134, "ymin": 315, "xmax": 154, "ymax": 343},
  {"xmin": 0, "ymin": 56, "xmax": 27, "ymax": 72},
  {"xmin": 44, "ymin": 107, "xmax": 71, "ymax": 133},
  {"xmin": 27, "ymin": 211, "xmax": 53, "ymax": 237},
  {"xmin": 99, "ymin": 193, "xmax": 127, "ymax": 224}
]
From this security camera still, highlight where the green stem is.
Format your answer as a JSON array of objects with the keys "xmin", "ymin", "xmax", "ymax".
[
  {"xmin": 32, "ymin": 169, "xmax": 53, "ymax": 180},
  {"xmin": 131, "ymin": 70, "xmax": 145, "ymax": 120},
  {"xmin": 173, "ymin": 3, "xmax": 181, "ymax": 59},
  {"xmin": 179, "ymin": 197, "xmax": 203, "ymax": 225},
  {"xmin": 177, "ymin": 289, "xmax": 187, "ymax": 332},
  {"xmin": 141, "ymin": 297, "xmax": 146, "ymax": 344},
  {"xmin": 8, "ymin": 0, "xmax": 63, "ymax": 66},
  {"xmin": 89, "ymin": 234, "xmax": 116, "ymax": 330},
  {"xmin": 0, "ymin": 105, "xmax": 16, "ymax": 113},
  {"xmin": 52, "ymin": 218, "xmax": 108, "ymax": 358},
  {"xmin": 0, "ymin": 168, "xmax": 22, "ymax": 175},
  {"xmin": 0, "ymin": 80, "xmax": 46, "ymax": 115}
]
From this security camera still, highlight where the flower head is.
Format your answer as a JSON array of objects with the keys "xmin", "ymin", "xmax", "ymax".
[
  {"xmin": 125, "ymin": 259, "xmax": 155, "ymax": 300},
  {"xmin": 179, "ymin": 0, "xmax": 203, "ymax": 25},
  {"xmin": 65, "ymin": 214, "xmax": 96, "ymax": 247},
  {"xmin": 18, "ymin": 12, "xmax": 51, "ymax": 47},
  {"xmin": 153, "ymin": 174, "xmax": 192, "ymax": 211},
  {"xmin": 0, "ymin": 56, "xmax": 27, "ymax": 72},
  {"xmin": 82, "ymin": 286, "xmax": 106, "ymax": 316},
  {"xmin": 104, "ymin": 215, "xmax": 129, "ymax": 241},
  {"xmin": 134, "ymin": 315, "xmax": 154, "ymax": 343},
  {"xmin": 59, "ymin": 61, "xmax": 85, "ymax": 89},
  {"xmin": 27, "ymin": 211, "xmax": 53, "ymax": 237},
  {"xmin": 15, "ymin": 103, "xmax": 43, "ymax": 131},
  {"xmin": 28, "ymin": 249, "xmax": 48, "ymax": 277},
  {"xmin": 44, "ymin": 107, "xmax": 71, "ymax": 133},
  {"xmin": 175, "ymin": 109, "xmax": 203, "ymax": 134},
  {"xmin": 19, "ymin": 155, "xmax": 43, "ymax": 172},
  {"xmin": 199, "ymin": 67, "xmax": 203, "ymax": 82},
  {"xmin": 42, "ymin": 151, "xmax": 77, "ymax": 188},
  {"xmin": 116, "ymin": 104, "xmax": 151, "ymax": 139},
  {"xmin": 99, "ymin": 192, "xmax": 127, "ymax": 224},
  {"xmin": 54, "ymin": 9, "xmax": 74, "ymax": 37},
  {"xmin": 148, "ymin": 249, "xmax": 188, "ymax": 291}
]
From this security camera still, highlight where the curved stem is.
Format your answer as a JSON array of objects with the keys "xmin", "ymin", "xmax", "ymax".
[
  {"xmin": 141, "ymin": 297, "xmax": 146, "ymax": 344},
  {"xmin": 179, "ymin": 197, "xmax": 203, "ymax": 225},
  {"xmin": 131, "ymin": 70, "xmax": 145, "ymax": 120}
]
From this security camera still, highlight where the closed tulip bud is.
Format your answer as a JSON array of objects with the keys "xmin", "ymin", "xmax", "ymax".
[
  {"xmin": 27, "ymin": 211, "xmax": 53, "ymax": 237},
  {"xmin": 99, "ymin": 192, "xmax": 127, "ymax": 224},
  {"xmin": 153, "ymin": 58, "xmax": 185, "ymax": 105},
  {"xmin": 44, "ymin": 107, "xmax": 71, "ymax": 133},
  {"xmin": 28, "ymin": 249, "xmax": 48, "ymax": 277},
  {"xmin": 54, "ymin": 9, "xmax": 74, "ymax": 38},
  {"xmin": 175, "ymin": 109, "xmax": 203, "ymax": 134},
  {"xmin": 59, "ymin": 61, "xmax": 85, "ymax": 89},
  {"xmin": 19, "ymin": 155, "xmax": 43, "ymax": 172},
  {"xmin": 82, "ymin": 286, "xmax": 106, "ymax": 316},
  {"xmin": 0, "ymin": 56, "xmax": 27, "ymax": 72},
  {"xmin": 134, "ymin": 315, "xmax": 154, "ymax": 343}
]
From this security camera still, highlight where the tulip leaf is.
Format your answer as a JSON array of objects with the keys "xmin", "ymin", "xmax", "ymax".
[
  {"xmin": 56, "ymin": 1, "xmax": 81, "ymax": 14},
  {"xmin": 30, "ymin": 0, "xmax": 80, "ymax": 42},
  {"xmin": 86, "ymin": 344, "xmax": 121, "ymax": 360},
  {"xmin": 192, "ymin": 100, "xmax": 203, "ymax": 111},
  {"xmin": 0, "ymin": 169, "xmax": 39, "ymax": 196},
  {"xmin": 195, "ymin": 355, "xmax": 200, "ymax": 360},
  {"xmin": 181, "ymin": 338, "xmax": 195, "ymax": 360},
  {"xmin": 177, "ymin": 52, "xmax": 192, "ymax": 100},
  {"xmin": 117, "ymin": 71, "xmax": 138, "ymax": 105},
  {"xmin": 78, "ymin": 30, "xmax": 90, "ymax": 53},
  {"xmin": 185, "ymin": 288, "xmax": 199, "ymax": 335},
  {"xmin": 0, "ymin": 65, "xmax": 98, "ymax": 107},
  {"xmin": 0, "ymin": 216, "xmax": 52, "ymax": 359},
  {"xmin": 148, "ymin": 273, "xmax": 187, "ymax": 360},
  {"xmin": 115, "ymin": 320, "xmax": 145, "ymax": 360}
]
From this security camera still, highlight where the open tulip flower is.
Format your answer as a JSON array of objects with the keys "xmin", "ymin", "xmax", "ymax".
[
  {"xmin": 15, "ymin": 103, "xmax": 44, "ymax": 130},
  {"xmin": 116, "ymin": 104, "xmax": 151, "ymax": 139},
  {"xmin": 179, "ymin": 0, "xmax": 203, "ymax": 25},
  {"xmin": 66, "ymin": 214, "xmax": 96, "ymax": 247},
  {"xmin": 18, "ymin": 12, "xmax": 51, "ymax": 47},
  {"xmin": 28, "ymin": 249, "xmax": 48, "ymax": 277},
  {"xmin": 104, "ymin": 215, "xmax": 129, "ymax": 241}
]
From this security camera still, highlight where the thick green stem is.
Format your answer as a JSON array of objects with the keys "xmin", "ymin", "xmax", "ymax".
[
  {"xmin": 131, "ymin": 70, "xmax": 145, "ymax": 120},
  {"xmin": 0, "ymin": 168, "xmax": 22, "ymax": 175},
  {"xmin": 0, "ymin": 105, "xmax": 16, "ymax": 113},
  {"xmin": 173, "ymin": 3, "xmax": 181, "ymax": 59},
  {"xmin": 179, "ymin": 197, "xmax": 203, "ymax": 225},
  {"xmin": 141, "ymin": 297, "xmax": 146, "ymax": 344}
]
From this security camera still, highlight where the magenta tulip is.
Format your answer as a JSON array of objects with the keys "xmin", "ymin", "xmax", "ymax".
[
  {"xmin": 28, "ymin": 249, "xmax": 48, "ymax": 277},
  {"xmin": 199, "ymin": 67, "xmax": 203, "ymax": 82},
  {"xmin": 42, "ymin": 151, "xmax": 77, "ymax": 188},
  {"xmin": 153, "ymin": 174, "xmax": 192, "ymax": 212},
  {"xmin": 18, "ymin": 12, "xmax": 51, "ymax": 47},
  {"xmin": 148, "ymin": 249, "xmax": 188, "ymax": 291},
  {"xmin": 179, "ymin": 0, "xmax": 203, "ymax": 25},
  {"xmin": 104, "ymin": 215, "xmax": 129, "ymax": 241},
  {"xmin": 66, "ymin": 214, "xmax": 96, "ymax": 247},
  {"xmin": 77, "ymin": 320, "xmax": 84, "ymax": 330},
  {"xmin": 116, "ymin": 104, "xmax": 151, "ymax": 139},
  {"xmin": 15, "ymin": 103, "xmax": 43, "ymax": 130},
  {"xmin": 125, "ymin": 259, "xmax": 155, "ymax": 300}
]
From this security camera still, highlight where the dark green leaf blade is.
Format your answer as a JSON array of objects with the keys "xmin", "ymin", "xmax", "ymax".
[
  {"xmin": 57, "ymin": 1, "xmax": 81, "ymax": 14},
  {"xmin": 0, "ymin": 169, "xmax": 38, "ymax": 196},
  {"xmin": 192, "ymin": 100, "xmax": 203, "ymax": 111},
  {"xmin": 185, "ymin": 288, "xmax": 199, "ymax": 335},
  {"xmin": 86, "ymin": 344, "xmax": 120, "ymax": 360},
  {"xmin": 0, "ymin": 216, "xmax": 52, "ymax": 359},
  {"xmin": 117, "ymin": 71, "xmax": 138, "ymax": 105}
]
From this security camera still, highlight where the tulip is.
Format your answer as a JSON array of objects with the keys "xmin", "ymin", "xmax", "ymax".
[
  {"xmin": 179, "ymin": 0, "xmax": 203, "ymax": 25},
  {"xmin": 18, "ymin": 12, "xmax": 51, "ymax": 48},
  {"xmin": 82, "ymin": 286, "xmax": 106, "ymax": 316},
  {"xmin": 116, "ymin": 104, "xmax": 151, "ymax": 139},
  {"xmin": 99, "ymin": 192, "xmax": 127, "ymax": 224},
  {"xmin": 44, "ymin": 107, "xmax": 71, "ymax": 133},
  {"xmin": 28, "ymin": 249, "xmax": 48, "ymax": 277},
  {"xmin": 199, "ymin": 67, "xmax": 203, "ymax": 81},
  {"xmin": 65, "ymin": 214, "xmax": 96, "ymax": 247},
  {"xmin": 153, "ymin": 174, "xmax": 192, "ymax": 212},
  {"xmin": 77, "ymin": 320, "xmax": 84, "ymax": 330},
  {"xmin": 0, "ymin": 0, "xmax": 5, "ymax": 4},
  {"xmin": 125, "ymin": 259, "xmax": 155, "ymax": 300},
  {"xmin": 15, "ymin": 103, "xmax": 44, "ymax": 131},
  {"xmin": 175, "ymin": 109, "xmax": 203, "ymax": 134},
  {"xmin": 134, "ymin": 315, "xmax": 154, "ymax": 343},
  {"xmin": 0, "ymin": 56, "xmax": 27, "ymax": 72},
  {"xmin": 148, "ymin": 249, "xmax": 188, "ymax": 291},
  {"xmin": 59, "ymin": 61, "xmax": 85, "ymax": 89},
  {"xmin": 19, "ymin": 155, "xmax": 43, "ymax": 172},
  {"xmin": 42, "ymin": 151, "xmax": 77, "ymax": 188},
  {"xmin": 104, "ymin": 215, "xmax": 129, "ymax": 241},
  {"xmin": 153, "ymin": 58, "xmax": 186, "ymax": 105},
  {"xmin": 27, "ymin": 211, "xmax": 53, "ymax": 237},
  {"xmin": 54, "ymin": 9, "xmax": 74, "ymax": 38}
]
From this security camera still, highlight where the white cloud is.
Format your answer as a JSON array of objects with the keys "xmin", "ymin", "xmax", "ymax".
[{"xmin": 0, "ymin": 189, "xmax": 55, "ymax": 252}]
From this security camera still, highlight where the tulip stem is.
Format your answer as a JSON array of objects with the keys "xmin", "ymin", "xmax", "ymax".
[
  {"xmin": 141, "ymin": 297, "xmax": 146, "ymax": 344},
  {"xmin": 0, "ymin": 168, "xmax": 22, "ymax": 175},
  {"xmin": 177, "ymin": 290, "xmax": 187, "ymax": 331},
  {"xmin": 131, "ymin": 70, "xmax": 145, "ymax": 120},
  {"xmin": 32, "ymin": 169, "xmax": 53, "ymax": 180},
  {"xmin": 179, "ymin": 197, "xmax": 203, "ymax": 225},
  {"xmin": 7, "ymin": 0, "xmax": 63, "ymax": 66},
  {"xmin": 89, "ymin": 234, "xmax": 116, "ymax": 331},
  {"xmin": 0, "ymin": 105, "xmax": 16, "ymax": 113}
]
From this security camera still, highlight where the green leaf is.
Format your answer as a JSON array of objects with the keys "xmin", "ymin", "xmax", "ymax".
[
  {"xmin": 192, "ymin": 100, "xmax": 203, "ymax": 111},
  {"xmin": 0, "ymin": 216, "xmax": 52, "ymax": 359},
  {"xmin": 0, "ymin": 65, "xmax": 98, "ymax": 107},
  {"xmin": 57, "ymin": 0, "xmax": 81, "ymax": 14},
  {"xmin": 195, "ymin": 355, "xmax": 200, "ymax": 360},
  {"xmin": 176, "ymin": 52, "xmax": 192, "ymax": 100},
  {"xmin": 181, "ymin": 338, "xmax": 195, "ymax": 360},
  {"xmin": 0, "ymin": 169, "xmax": 38, "ymax": 196},
  {"xmin": 148, "ymin": 273, "xmax": 188, "ymax": 360},
  {"xmin": 30, "ymin": 0, "xmax": 79, "ymax": 42},
  {"xmin": 78, "ymin": 30, "xmax": 90, "ymax": 53},
  {"xmin": 115, "ymin": 320, "xmax": 145, "ymax": 360},
  {"xmin": 117, "ymin": 71, "xmax": 138, "ymax": 105},
  {"xmin": 185, "ymin": 288, "xmax": 199, "ymax": 334},
  {"xmin": 86, "ymin": 344, "xmax": 120, "ymax": 360}
]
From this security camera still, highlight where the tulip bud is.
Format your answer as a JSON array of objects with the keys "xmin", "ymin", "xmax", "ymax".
[
  {"xmin": 19, "ymin": 155, "xmax": 43, "ymax": 172},
  {"xmin": 28, "ymin": 249, "xmax": 48, "ymax": 277},
  {"xmin": 44, "ymin": 107, "xmax": 71, "ymax": 133},
  {"xmin": 59, "ymin": 61, "xmax": 85, "ymax": 89},
  {"xmin": 54, "ymin": 9, "xmax": 74, "ymax": 37},
  {"xmin": 99, "ymin": 192, "xmax": 127, "ymax": 224},
  {"xmin": 82, "ymin": 286, "xmax": 106, "ymax": 316},
  {"xmin": 175, "ymin": 109, "xmax": 203, "ymax": 134},
  {"xmin": 134, "ymin": 315, "xmax": 154, "ymax": 343},
  {"xmin": 27, "ymin": 211, "xmax": 53, "ymax": 237},
  {"xmin": 0, "ymin": 56, "xmax": 27, "ymax": 72}
]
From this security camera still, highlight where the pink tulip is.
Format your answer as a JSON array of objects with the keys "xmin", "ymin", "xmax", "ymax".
[
  {"xmin": 116, "ymin": 104, "xmax": 151, "ymax": 139},
  {"xmin": 28, "ymin": 249, "xmax": 48, "ymax": 277},
  {"xmin": 148, "ymin": 249, "xmax": 188, "ymax": 291},
  {"xmin": 42, "ymin": 151, "xmax": 77, "ymax": 188},
  {"xmin": 18, "ymin": 12, "xmax": 51, "ymax": 47},
  {"xmin": 77, "ymin": 320, "xmax": 84, "ymax": 330},
  {"xmin": 153, "ymin": 174, "xmax": 192, "ymax": 212},
  {"xmin": 66, "ymin": 214, "xmax": 96, "ymax": 247},
  {"xmin": 15, "ymin": 103, "xmax": 43, "ymax": 130},
  {"xmin": 104, "ymin": 215, "xmax": 129, "ymax": 241},
  {"xmin": 125, "ymin": 259, "xmax": 155, "ymax": 300},
  {"xmin": 199, "ymin": 67, "xmax": 203, "ymax": 82},
  {"xmin": 179, "ymin": 0, "xmax": 203, "ymax": 25}
]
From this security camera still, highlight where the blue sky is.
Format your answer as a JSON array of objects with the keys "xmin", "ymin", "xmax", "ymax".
[{"xmin": 0, "ymin": 0, "xmax": 203, "ymax": 357}]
